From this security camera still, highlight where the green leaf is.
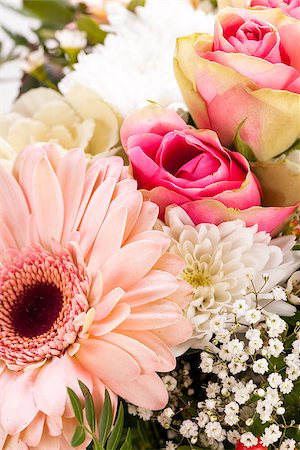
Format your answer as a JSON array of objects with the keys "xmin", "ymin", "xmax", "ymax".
[
  {"xmin": 106, "ymin": 403, "xmax": 124, "ymax": 450},
  {"xmin": 233, "ymin": 118, "xmax": 257, "ymax": 162},
  {"xmin": 78, "ymin": 380, "xmax": 96, "ymax": 433},
  {"xmin": 98, "ymin": 389, "xmax": 113, "ymax": 445},
  {"xmin": 1, "ymin": 27, "xmax": 29, "ymax": 46},
  {"xmin": 92, "ymin": 437, "xmax": 104, "ymax": 450},
  {"xmin": 127, "ymin": 0, "xmax": 146, "ymax": 12},
  {"xmin": 71, "ymin": 425, "xmax": 86, "ymax": 447},
  {"xmin": 120, "ymin": 428, "xmax": 132, "ymax": 450},
  {"xmin": 76, "ymin": 15, "xmax": 107, "ymax": 45},
  {"xmin": 67, "ymin": 388, "xmax": 83, "ymax": 424},
  {"xmin": 23, "ymin": 0, "xmax": 74, "ymax": 26}
]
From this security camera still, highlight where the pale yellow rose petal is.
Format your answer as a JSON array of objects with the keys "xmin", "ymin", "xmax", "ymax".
[
  {"xmin": 33, "ymin": 100, "xmax": 80, "ymax": 129},
  {"xmin": 73, "ymin": 119, "xmax": 96, "ymax": 151},
  {"xmin": 47, "ymin": 125, "xmax": 75, "ymax": 149},
  {"xmin": 12, "ymin": 88, "xmax": 63, "ymax": 117},
  {"xmin": 65, "ymin": 85, "xmax": 120, "ymax": 154},
  {"xmin": 7, "ymin": 118, "xmax": 48, "ymax": 152},
  {"xmin": 252, "ymin": 157, "xmax": 300, "ymax": 206}
]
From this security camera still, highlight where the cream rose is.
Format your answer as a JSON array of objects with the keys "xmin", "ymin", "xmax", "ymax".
[{"xmin": 0, "ymin": 85, "xmax": 120, "ymax": 159}]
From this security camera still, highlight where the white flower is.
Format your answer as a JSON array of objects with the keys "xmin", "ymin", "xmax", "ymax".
[
  {"xmin": 267, "ymin": 338, "xmax": 284, "ymax": 358},
  {"xmin": 206, "ymin": 382, "xmax": 221, "ymax": 399},
  {"xmin": 261, "ymin": 424, "xmax": 282, "ymax": 446},
  {"xmin": 200, "ymin": 355, "xmax": 214, "ymax": 373},
  {"xmin": 162, "ymin": 375, "xmax": 177, "ymax": 392},
  {"xmin": 248, "ymin": 337, "xmax": 264, "ymax": 354},
  {"xmin": 23, "ymin": 46, "xmax": 45, "ymax": 73},
  {"xmin": 280, "ymin": 378, "xmax": 294, "ymax": 394},
  {"xmin": 245, "ymin": 309, "xmax": 261, "ymax": 324},
  {"xmin": 271, "ymin": 286, "xmax": 287, "ymax": 301},
  {"xmin": 256, "ymin": 399, "xmax": 273, "ymax": 423},
  {"xmin": 0, "ymin": 86, "xmax": 119, "ymax": 157},
  {"xmin": 161, "ymin": 209, "xmax": 299, "ymax": 352},
  {"xmin": 179, "ymin": 420, "xmax": 198, "ymax": 439},
  {"xmin": 137, "ymin": 407, "xmax": 153, "ymax": 421},
  {"xmin": 165, "ymin": 441, "xmax": 177, "ymax": 450},
  {"xmin": 234, "ymin": 388, "xmax": 250, "ymax": 405},
  {"xmin": 240, "ymin": 432, "xmax": 258, "ymax": 447},
  {"xmin": 127, "ymin": 404, "xmax": 138, "ymax": 416},
  {"xmin": 253, "ymin": 358, "xmax": 269, "ymax": 375},
  {"xmin": 246, "ymin": 328, "xmax": 261, "ymax": 340},
  {"xmin": 224, "ymin": 402, "xmax": 239, "ymax": 415},
  {"xmin": 232, "ymin": 299, "xmax": 249, "ymax": 317},
  {"xmin": 205, "ymin": 422, "xmax": 226, "ymax": 442},
  {"xmin": 268, "ymin": 373, "xmax": 283, "ymax": 388},
  {"xmin": 266, "ymin": 314, "xmax": 287, "ymax": 338},
  {"xmin": 286, "ymin": 271, "xmax": 300, "ymax": 305},
  {"xmin": 227, "ymin": 430, "xmax": 240, "ymax": 445},
  {"xmin": 55, "ymin": 29, "xmax": 87, "ymax": 50},
  {"xmin": 197, "ymin": 412, "xmax": 209, "ymax": 428},
  {"xmin": 280, "ymin": 438, "xmax": 296, "ymax": 450},
  {"xmin": 157, "ymin": 408, "xmax": 174, "ymax": 428},
  {"xmin": 60, "ymin": 0, "xmax": 215, "ymax": 118},
  {"xmin": 205, "ymin": 399, "xmax": 217, "ymax": 410},
  {"xmin": 224, "ymin": 413, "xmax": 239, "ymax": 426}
]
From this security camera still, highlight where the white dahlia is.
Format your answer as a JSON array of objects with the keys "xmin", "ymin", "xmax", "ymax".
[
  {"xmin": 162, "ymin": 207, "xmax": 300, "ymax": 352},
  {"xmin": 60, "ymin": 0, "xmax": 215, "ymax": 118}
]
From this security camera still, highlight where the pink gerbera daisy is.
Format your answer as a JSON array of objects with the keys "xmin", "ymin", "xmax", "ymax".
[{"xmin": 0, "ymin": 144, "xmax": 192, "ymax": 449}]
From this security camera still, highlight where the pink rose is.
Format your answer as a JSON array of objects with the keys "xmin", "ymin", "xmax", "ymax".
[
  {"xmin": 251, "ymin": 0, "xmax": 300, "ymax": 20},
  {"xmin": 174, "ymin": 7, "xmax": 300, "ymax": 161},
  {"xmin": 121, "ymin": 104, "xmax": 297, "ymax": 235}
]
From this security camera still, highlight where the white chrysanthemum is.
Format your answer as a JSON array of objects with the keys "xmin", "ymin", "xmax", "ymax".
[
  {"xmin": 162, "ymin": 207, "xmax": 300, "ymax": 352},
  {"xmin": 60, "ymin": 0, "xmax": 215, "ymax": 118}
]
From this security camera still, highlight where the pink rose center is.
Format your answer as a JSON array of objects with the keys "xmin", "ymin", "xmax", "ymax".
[{"xmin": 0, "ymin": 247, "xmax": 89, "ymax": 369}]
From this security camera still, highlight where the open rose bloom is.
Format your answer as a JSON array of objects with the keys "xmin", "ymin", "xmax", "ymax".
[
  {"xmin": 174, "ymin": 7, "xmax": 300, "ymax": 161},
  {"xmin": 0, "ymin": 144, "xmax": 192, "ymax": 449},
  {"xmin": 121, "ymin": 104, "xmax": 297, "ymax": 234}
]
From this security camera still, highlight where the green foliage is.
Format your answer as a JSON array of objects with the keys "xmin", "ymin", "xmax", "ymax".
[
  {"xmin": 233, "ymin": 118, "xmax": 257, "ymax": 162},
  {"xmin": 127, "ymin": 0, "xmax": 146, "ymax": 12},
  {"xmin": 23, "ymin": 0, "xmax": 74, "ymax": 26},
  {"xmin": 67, "ymin": 381, "xmax": 131, "ymax": 450},
  {"xmin": 76, "ymin": 15, "xmax": 107, "ymax": 45}
]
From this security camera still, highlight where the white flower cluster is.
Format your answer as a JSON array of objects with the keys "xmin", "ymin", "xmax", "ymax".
[{"xmin": 196, "ymin": 302, "xmax": 300, "ymax": 448}]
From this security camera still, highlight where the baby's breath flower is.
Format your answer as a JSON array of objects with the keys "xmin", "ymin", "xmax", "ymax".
[
  {"xmin": 240, "ymin": 432, "xmax": 258, "ymax": 447},
  {"xmin": 253, "ymin": 358, "xmax": 269, "ymax": 375}
]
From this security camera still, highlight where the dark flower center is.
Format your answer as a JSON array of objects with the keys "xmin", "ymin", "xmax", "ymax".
[{"xmin": 11, "ymin": 283, "xmax": 63, "ymax": 338}]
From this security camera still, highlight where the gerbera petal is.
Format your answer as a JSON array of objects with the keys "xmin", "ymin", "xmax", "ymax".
[
  {"xmin": 93, "ymin": 287, "xmax": 125, "ymax": 320},
  {"xmin": 33, "ymin": 157, "xmax": 64, "ymax": 249},
  {"xmin": 57, "ymin": 149, "xmax": 86, "ymax": 245},
  {"xmin": 89, "ymin": 304, "xmax": 131, "ymax": 336},
  {"xmin": 101, "ymin": 240, "xmax": 162, "ymax": 294},
  {"xmin": 119, "ymin": 300, "xmax": 183, "ymax": 330},
  {"xmin": 33, "ymin": 357, "xmax": 66, "ymax": 417},
  {"xmin": 108, "ymin": 190, "xmax": 143, "ymax": 241},
  {"xmin": 77, "ymin": 339, "xmax": 141, "ymax": 383},
  {"xmin": 154, "ymin": 318, "xmax": 193, "ymax": 347},
  {"xmin": 121, "ymin": 270, "xmax": 178, "ymax": 307},
  {"xmin": 108, "ymin": 373, "xmax": 168, "ymax": 410},
  {"xmin": 20, "ymin": 412, "xmax": 45, "ymax": 448},
  {"xmin": 88, "ymin": 207, "xmax": 127, "ymax": 274},
  {"xmin": 79, "ymin": 177, "xmax": 117, "ymax": 256},
  {"xmin": 1, "ymin": 370, "xmax": 38, "ymax": 434},
  {"xmin": 122, "ymin": 330, "xmax": 176, "ymax": 372},
  {"xmin": 0, "ymin": 164, "xmax": 29, "ymax": 248},
  {"xmin": 101, "ymin": 332, "xmax": 160, "ymax": 373},
  {"xmin": 129, "ymin": 201, "xmax": 159, "ymax": 236}
]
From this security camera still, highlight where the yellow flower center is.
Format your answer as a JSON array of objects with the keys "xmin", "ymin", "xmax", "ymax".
[{"xmin": 182, "ymin": 267, "xmax": 212, "ymax": 288}]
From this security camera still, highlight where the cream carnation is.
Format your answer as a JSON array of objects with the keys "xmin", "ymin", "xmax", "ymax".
[
  {"xmin": 0, "ymin": 145, "xmax": 191, "ymax": 448},
  {"xmin": 162, "ymin": 207, "xmax": 299, "ymax": 352},
  {"xmin": 0, "ymin": 85, "xmax": 120, "ymax": 159},
  {"xmin": 60, "ymin": 0, "xmax": 215, "ymax": 118}
]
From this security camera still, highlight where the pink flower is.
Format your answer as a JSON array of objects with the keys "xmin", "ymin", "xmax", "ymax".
[
  {"xmin": 0, "ymin": 144, "xmax": 192, "ymax": 449},
  {"xmin": 121, "ymin": 104, "xmax": 297, "ymax": 235},
  {"xmin": 174, "ymin": 7, "xmax": 300, "ymax": 161},
  {"xmin": 251, "ymin": 0, "xmax": 300, "ymax": 20}
]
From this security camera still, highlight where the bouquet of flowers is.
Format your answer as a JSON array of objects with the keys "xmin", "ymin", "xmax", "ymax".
[{"xmin": 0, "ymin": 0, "xmax": 299, "ymax": 449}]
